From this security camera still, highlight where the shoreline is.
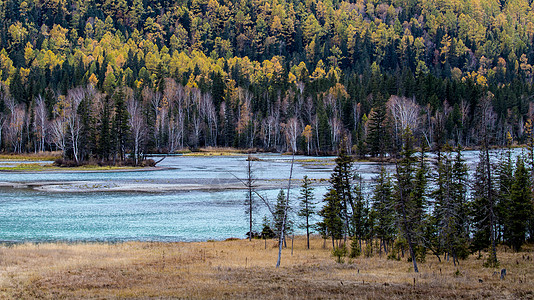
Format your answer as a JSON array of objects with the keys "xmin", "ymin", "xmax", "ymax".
[
  {"xmin": 0, "ymin": 165, "xmax": 170, "ymax": 173},
  {"xmin": 0, "ymin": 178, "xmax": 327, "ymax": 193}
]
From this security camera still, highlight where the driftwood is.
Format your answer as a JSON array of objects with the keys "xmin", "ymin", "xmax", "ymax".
[{"xmin": 154, "ymin": 156, "xmax": 166, "ymax": 166}]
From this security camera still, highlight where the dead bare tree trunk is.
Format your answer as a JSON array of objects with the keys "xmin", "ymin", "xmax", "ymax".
[
  {"xmin": 276, "ymin": 154, "xmax": 295, "ymax": 268},
  {"xmin": 246, "ymin": 156, "xmax": 256, "ymax": 241}
]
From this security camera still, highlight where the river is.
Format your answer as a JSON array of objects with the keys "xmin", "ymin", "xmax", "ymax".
[{"xmin": 0, "ymin": 149, "xmax": 521, "ymax": 242}]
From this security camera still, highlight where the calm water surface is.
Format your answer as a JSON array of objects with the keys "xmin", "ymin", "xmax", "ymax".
[
  {"xmin": 0, "ymin": 150, "xmax": 506, "ymax": 242},
  {"xmin": 1, "ymin": 154, "xmax": 336, "ymax": 242}
]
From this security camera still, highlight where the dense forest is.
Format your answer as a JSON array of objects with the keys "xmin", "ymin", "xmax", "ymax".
[
  {"xmin": 0, "ymin": 0, "xmax": 534, "ymax": 161},
  {"xmin": 269, "ymin": 135, "xmax": 534, "ymax": 272}
]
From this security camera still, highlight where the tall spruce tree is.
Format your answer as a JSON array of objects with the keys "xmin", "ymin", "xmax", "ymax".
[
  {"xmin": 350, "ymin": 174, "xmax": 368, "ymax": 257},
  {"xmin": 449, "ymin": 147, "xmax": 470, "ymax": 260},
  {"xmin": 329, "ymin": 143, "xmax": 355, "ymax": 242},
  {"xmin": 506, "ymin": 156, "xmax": 533, "ymax": 251},
  {"xmin": 98, "ymin": 95, "xmax": 112, "ymax": 161},
  {"xmin": 472, "ymin": 95, "xmax": 498, "ymax": 267},
  {"xmin": 431, "ymin": 147, "xmax": 470, "ymax": 265},
  {"xmin": 317, "ymin": 189, "xmax": 344, "ymax": 249},
  {"xmin": 366, "ymin": 94, "xmax": 389, "ymax": 158},
  {"xmin": 372, "ymin": 166, "xmax": 396, "ymax": 255},
  {"xmin": 496, "ymin": 145, "xmax": 514, "ymax": 243},
  {"xmin": 393, "ymin": 127, "xmax": 426, "ymax": 273},
  {"xmin": 273, "ymin": 189, "xmax": 292, "ymax": 246},
  {"xmin": 112, "ymin": 86, "xmax": 130, "ymax": 161},
  {"xmin": 298, "ymin": 176, "xmax": 315, "ymax": 249}
]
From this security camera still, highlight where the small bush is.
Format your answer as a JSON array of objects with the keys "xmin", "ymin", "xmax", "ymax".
[
  {"xmin": 387, "ymin": 252, "xmax": 400, "ymax": 261},
  {"xmin": 349, "ymin": 239, "xmax": 361, "ymax": 258},
  {"xmin": 332, "ymin": 244, "xmax": 347, "ymax": 263}
]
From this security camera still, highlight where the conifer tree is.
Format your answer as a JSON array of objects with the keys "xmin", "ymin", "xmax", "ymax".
[
  {"xmin": 471, "ymin": 151, "xmax": 493, "ymax": 254},
  {"xmin": 366, "ymin": 94, "xmax": 389, "ymax": 158},
  {"xmin": 329, "ymin": 142, "xmax": 355, "ymax": 242},
  {"xmin": 274, "ymin": 189, "xmax": 292, "ymax": 245},
  {"xmin": 298, "ymin": 176, "xmax": 315, "ymax": 249},
  {"xmin": 472, "ymin": 95, "xmax": 498, "ymax": 267},
  {"xmin": 372, "ymin": 166, "xmax": 395, "ymax": 255},
  {"xmin": 393, "ymin": 127, "xmax": 426, "ymax": 273},
  {"xmin": 98, "ymin": 95, "xmax": 112, "ymax": 161},
  {"xmin": 496, "ymin": 144, "xmax": 514, "ymax": 243},
  {"xmin": 506, "ymin": 156, "xmax": 533, "ymax": 251},
  {"xmin": 449, "ymin": 147, "xmax": 470, "ymax": 260},
  {"xmin": 112, "ymin": 86, "xmax": 130, "ymax": 161},
  {"xmin": 78, "ymin": 95, "xmax": 96, "ymax": 161},
  {"xmin": 350, "ymin": 174, "xmax": 368, "ymax": 257},
  {"xmin": 432, "ymin": 146, "xmax": 470, "ymax": 265},
  {"xmin": 317, "ymin": 189, "xmax": 344, "ymax": 249}
]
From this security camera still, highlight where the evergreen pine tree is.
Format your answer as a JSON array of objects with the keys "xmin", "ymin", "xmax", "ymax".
[
  {"xmin": 298, "ymin": 176, "xmax": 315, "ymax": 249},
  {"xmin": 273, "ymin": 189, "xmax": 292, "ymax": 246},
  {"xmin": 393, "ymin": 127, "xmax": 426, "ymax": 272},
  {"xmin": 366, "ymin": 94, "xmax": 389, "ymax": 158},
  {"xmin": 471, "ymin": 150, "xmax": 498, "ymax": 266},
  {"xmin": 449, "ymin": 147, "xmax": 470, "ymax": 260},
  {"xmin": 329, "ymin": 142, "xmax": 355, "ymax": 242},
  {"xmin": 112, "ymin": 86, "xmax": 130, "ymax": 161},
  {"xmin": 496, "ymin": 145, "xmax": 514, "ymax": 243},
  {"xmin": 372, "ymin": 166, "xmax": 396, "ymax": 255},
  {"xmin": 350, "ymin": 174, "xmax": 368, "ymax": 257},
  {"xmin": 507, "ymin": 156, "xmax": 533, "ymax": 251},
  {"xmin": 432, "ymin": 146, "xmax": 470, "ymax": 265},
  {"xmin": 98, "ymin": 95, "xmax": 112, "ymax": 161},
  {"xmin": 317, "ymin": 189, "xmax": 344, "ymax": 249}
]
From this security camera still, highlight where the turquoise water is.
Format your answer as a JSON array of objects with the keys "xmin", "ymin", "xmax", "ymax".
[
  {"xmin": 0, "ymin": 155, "xmax": 333, "ymax": 242},
  {"xmin": 0, "ymin": 150, "xmax": 493, "ymax": 242},
  {"xmin": 0, "ymin": 188, "xmax": 313, "ymax": 242}
]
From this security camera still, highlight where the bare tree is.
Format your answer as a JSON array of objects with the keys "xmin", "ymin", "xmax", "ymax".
[
  {"xmin": 50, "ymin": 116, "xmax": 67, "ymax": 155},
  {"xmin": 284, "ymin": 117, "xmax": 300, "ymax": 152},
  {"xmin": 168, "ymin": 113, "xmax": 184, "ymax": 153},
  {"xmin": 66, "ymin": 88, "xmax": 84, "ymax": 163},
  {"xmin": 143, "ymin": 87, "xmax": 163, "ymax": 149},
  {"xmin": 459, "ymin": 99, "xmax": 470, "ymax": 145},
  {"xmin": 201, "ymin": 93, "xmax": 217, "ymax": 146},
  {"xmin": 50, "ymin": 95, "xmax": 72, "ymax": 156},
  {"xmin": 34, "ymin": 96, "xmax": 48, "ymax": 152},
  {"xmin": 245, "ymin": 155, "xmax": 257, "ymax": 241},
  {"xmin": 387, "ymin": 96, "xmax": 421, "ymax": 146},
  {"xmin": 165, "ymin": 79, "xmax": 186, "ymax": 151},
  {"xmin": 276, "ymin": 154, "xmax": 295, "ymax": 268},
  {"xmin": 190, "ymin": 112, "xmax": 202, "ymax": 148},
  {"xmin": 127, "ymin": 97, "xmax": 146, "ymax": 166},
  {"xmin": 329, "ymin": 116, "xmax": 342, "ymax": 150},
  {"xmin": 5, "ymin": 98, "xmax": 26, "ymax": 153}
]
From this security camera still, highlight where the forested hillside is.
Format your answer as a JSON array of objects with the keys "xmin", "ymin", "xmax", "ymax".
[{"xmin": 1, "ymin": 0, "xmax": 534, "ymax": 160}]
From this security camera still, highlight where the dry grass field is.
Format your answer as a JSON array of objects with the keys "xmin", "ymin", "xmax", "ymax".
[{"xmin": 1, "ymin": 236, "xmax": 533, "ymax": 299}]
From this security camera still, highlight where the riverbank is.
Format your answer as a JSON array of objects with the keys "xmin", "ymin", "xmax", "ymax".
[
  {"xmin": 0, "ymin": 151, "xmax": 61, "ymax": 161},
  {"xmin": 0, "ymin": 236, "xmax": 532, "ymax": 299},
  {"xmin": 0, "ymin": 163, "xmax": 165, "ymax": 172},
  {"xmin": 0, "ymin": 177, "xmax": 325, "ymax": 193}
]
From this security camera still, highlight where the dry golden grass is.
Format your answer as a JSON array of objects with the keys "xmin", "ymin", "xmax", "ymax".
[
  {"xmin": 0, "ymin": 151, "xmax": 61, "ymax": 161},
  {"xmin": 1, "ymin": 237, "xmax": 533, "ymax": 299}
]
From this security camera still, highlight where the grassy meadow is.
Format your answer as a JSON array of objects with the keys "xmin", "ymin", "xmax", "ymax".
[{"xmin": 0, "ymin": 236, "xmax": 532, "ymax": 299}]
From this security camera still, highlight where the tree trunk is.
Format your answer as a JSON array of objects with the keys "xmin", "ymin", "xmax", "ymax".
[{"xmin": 276, "ymin": 154, "xmax": 295, "ymax": 268}]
